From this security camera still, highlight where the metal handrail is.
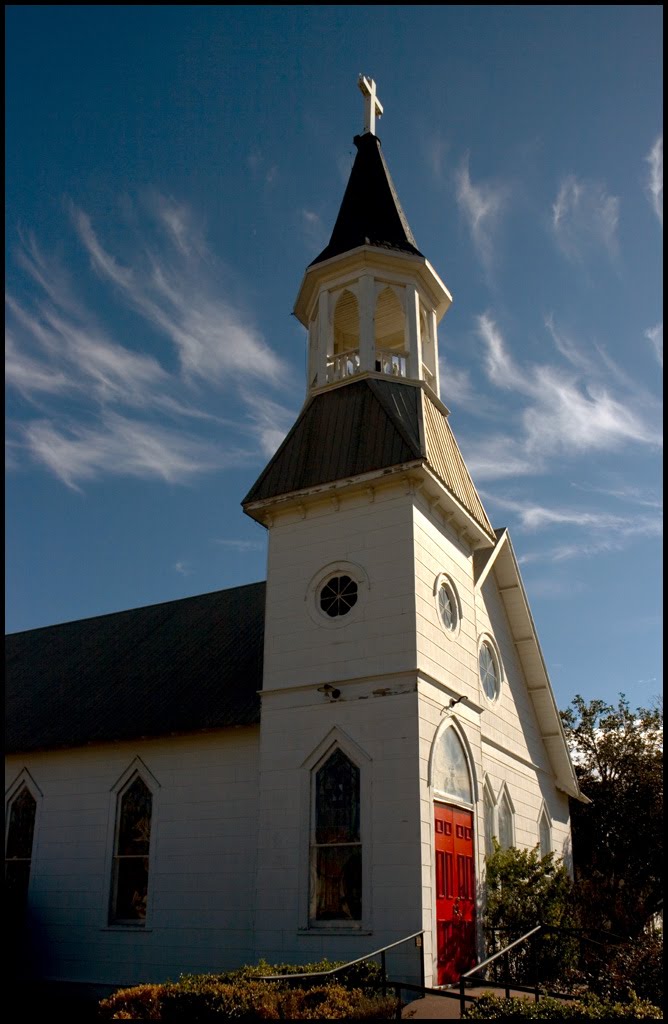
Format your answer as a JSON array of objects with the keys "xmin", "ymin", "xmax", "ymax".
[
  {"xmin": 258, "ymin": 929, "xmax": 424, "ymax": 981},
  {"xmin": 461, "ymin": 923, "xmax": 543, "ymax": 979}
]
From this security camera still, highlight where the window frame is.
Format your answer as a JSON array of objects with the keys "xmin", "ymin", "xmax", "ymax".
[
  {"xmin": 433, "ymin": 572, "xmax": 462, "ymax": 639},
  {"xmin": 104, "ymin": 758, "xmax": 159, "ymax": 930},
  {"xmin": 299, "ymin": 728, "xmax": 372, "ymax": 934},
  {"xmin": 478, "ymin": 633, "xmax": 503, "ymax": 703},
  {"xmin": 5, "ymin": 771, "xmax": 41, "ymax": 921}
]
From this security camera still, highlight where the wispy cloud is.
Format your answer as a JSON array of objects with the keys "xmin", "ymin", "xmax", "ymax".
[
  {"xmin": 21, "ymin": 413, "xmax": 238, "ymax": 492},
  {"xmin": 214, "ymin": 538, "xmax": 264, "ymax": 552},
  {"xmin": 645, "ymin": 323, "xmax": 663, "ymax": 367},
  {"xmin": 174, "ymin": 560, "xmax": 194, "ymax": 576},
  {"xmin": 6, "ymin": 194, "xmax": 294, "ymax": 488},
  {"xmin": 476, "ymin": 314, "xmax": 661, "ymax": 460},
  {"xmin": 645, "ymin": 135, "xmax": 663, "ymax": 225},
  {"xmin": 300, "ymin": 208, "xmax": 328, "ymax": 255},
  {"xmin": 551, "ymin": 175, "xmax": 619, "ymax": 263},
  {"xmin": 455, "ymin": 156, "xmax": 508, "ymax": 269}
]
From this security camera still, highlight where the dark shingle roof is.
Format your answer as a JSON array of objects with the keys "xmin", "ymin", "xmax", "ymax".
[
  {"xmin": 5, "ymin": 582, "xmax": 265, "ymax": 754},
  {"xmin": 310, "ymin": 133, "xmax": 423, "ymax": 266},
  {"xmin": 242, "ymin": 378, "xmax": 423, "ymax": 505}
]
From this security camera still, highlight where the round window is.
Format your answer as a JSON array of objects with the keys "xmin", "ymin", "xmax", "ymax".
[
  {"xmin": 479, "ymin": 641, "xmax": 499, "ymax": 701},
  {"xmin": 319, "ymin": 574, "xmax": 358, "ymax": 618},
  {"xmin": 438, "ymin": 580, "xmax": 458, "ymax": 631}
]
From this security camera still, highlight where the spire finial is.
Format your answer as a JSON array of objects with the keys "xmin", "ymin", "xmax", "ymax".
[{"xmin": 358, "ymin": 74, "xmax": 383, "ymax": 136}]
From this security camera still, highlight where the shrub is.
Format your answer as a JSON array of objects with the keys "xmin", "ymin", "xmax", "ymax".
[
  {"xmin": 484, "ymin": 841, "xmax": 578, "ymax": 985},
  {"xmin": 462, "ymin": 991, "xmax": 663, "ymax": 1019},
  {"xmin": 586, "ymin": 932, "xmax": 663, "ymax": 1009},
  {"xmin": 98, "ymin": 976, "xmax": 396, "ymax": 1020}
]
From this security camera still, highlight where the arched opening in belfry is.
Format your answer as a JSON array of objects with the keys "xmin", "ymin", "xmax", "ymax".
[
  {"xmin": 420, "ymin": 306, "xmax": 436, "ymax": 391},
  {"xmin": 374, "ymin": 286, "xmax": 407, "ymax": 377},
  {"xmin": 330, "ymin": 289, "xmax": 361, "ymax": 381}
]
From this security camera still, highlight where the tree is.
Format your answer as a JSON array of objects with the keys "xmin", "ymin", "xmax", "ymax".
[
  {"xmin": 561, "ymin": 694, "xmax": 663, "ymax": 938},
  {"xmin": 484, "ymin": 841, "xmax": 576, "ymax": 984}
]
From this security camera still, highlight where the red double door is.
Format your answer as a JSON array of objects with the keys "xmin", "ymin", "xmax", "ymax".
[{"xmin": 434, "ymin": 803, "xmax": 476, "ymax": 985}]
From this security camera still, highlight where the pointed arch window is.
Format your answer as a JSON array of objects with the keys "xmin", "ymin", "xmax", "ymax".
[
  {"xmin": 538, "ymin": 807, "xmax": 552, "ymax": 858},
  {"xmin": 310, "ymin": 748, "xmax": 362, "ymax": 923},
  {"xmin": 110, "ymin": 774, "xmax": 152, "ymax": 925},
  {"xmin": 432, "ymin": 726, "xmax": 473, "ymax": 804},
  {"xmin": 497, "ymin": 788, "xmax": 514, "ymax": 850},
  {"xmin": 483, "ymin": 781, "xmax": 496, "ymax": 858},
  {"xmin": 5, "ymin": 785, "xmax": 37, "ymax": 920}
]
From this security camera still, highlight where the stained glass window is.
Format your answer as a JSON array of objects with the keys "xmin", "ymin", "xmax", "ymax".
[
  {"xmin": 438, "ymin": 582, "xmax": 456, "ymax": 630},
  {"xmin": 5, "ymin": 786, "xmax": 37, "ymax": 919},
  {"xmin": 310, "ymin": 750, "xmax": 361, "ymax": 922},
  {"xmin": 433, "ymin": 728, "xmax": 472, "ymax": 803},
  {"xmin": 110, "ymin": 776, "xmax": 152, "ymax": 924}
]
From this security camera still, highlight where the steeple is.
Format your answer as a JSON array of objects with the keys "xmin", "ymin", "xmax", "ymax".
[{"xmin": 294, "ymin": 76, "xmax": 452, "ymax": 398}]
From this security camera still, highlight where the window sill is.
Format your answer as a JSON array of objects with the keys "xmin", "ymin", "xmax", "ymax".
[
  {"xmin": 101, "ymin": 925, "xmax": 153, "ymax": 932},
  {"xmin": 297, "ymin": 927, "xmax": 372, "ymax": 936}
]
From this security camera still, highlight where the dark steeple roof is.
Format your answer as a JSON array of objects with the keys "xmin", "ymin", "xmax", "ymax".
[{"xmin": 310, "ymin": 132, "xmax": 423, "ymax": 266}]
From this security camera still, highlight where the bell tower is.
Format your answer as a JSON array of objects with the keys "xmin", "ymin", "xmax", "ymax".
[
  {"xmin": 295, "ymin": 76, "xmax": 452, "ymax": 400},
  {"xmin": 244, "ymin": 77, "xmax": 496, "ymax": 975}
]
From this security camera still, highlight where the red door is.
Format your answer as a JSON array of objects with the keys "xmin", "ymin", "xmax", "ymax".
[{"xmin": 434, "ymin": 804, "xmax": 476, "ymax": 985}]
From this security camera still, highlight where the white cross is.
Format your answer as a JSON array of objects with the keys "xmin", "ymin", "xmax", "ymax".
[{"xmin": 358, "ymin": 74, "xmax": 383, "ymax": 135}]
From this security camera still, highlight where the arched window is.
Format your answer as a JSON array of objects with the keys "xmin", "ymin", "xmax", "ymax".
[
  {"xmin": 310, "ymin": 749, "xmax": 361, "ymax": 922},
  {"xmin": 5, "ymin": 785, "xmax": 37, "ymax": 920},
  {"xmin": 331, "ymin": 290, "xmax": 361, "ymax": 379},
  {"xmin": 110, "ymin": 775, "xmax": 152, "ymax": 925},
  {"xmin": 497, "ymin": 788, "xmax": 514, "ymax": 850},
  {"xmin": 375, "ymin": 286, "xmax": 406, "ymax": 375},
  {"xmin": 483, "ymin": 781, "xmax": 496, "ymax": 858},
  {"xmin": 538, "ymin": 807, "xmax": 552, "ymax": 858},
  {"xmin": 432, "ymin": 726, "xmax": 473, "ymax": 804}
]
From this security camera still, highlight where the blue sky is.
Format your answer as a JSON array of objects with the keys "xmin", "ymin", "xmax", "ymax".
[{"xmin": 6, "ymin": 6, "xmax": 662, "ymax": 713}]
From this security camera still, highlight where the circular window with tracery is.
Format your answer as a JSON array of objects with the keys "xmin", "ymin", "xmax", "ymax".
[
  {"xmin": 319, "ymin": 575, "xmax": 358, "ymax": 618},
  {"xmin": 479, "ymin": 640, "xmax": 500, "ymax": 701},
  {"xmin": 434, "ymin": 573, "xmax": 461, "ymax": 638}
]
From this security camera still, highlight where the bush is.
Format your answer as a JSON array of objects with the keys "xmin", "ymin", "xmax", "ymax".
[
  {"xmin": 462, "ymin": 991, "xmax": 663, "ymax": 1019},
  {"xmin": 586, "ymin": 932, "xmax": 663, "ymax": 1009},
  {"xmin": 98, "ymin": 976, "xmax": 396, "ymax": 1020},
  {"xmin": 216, "ymin": 956, "xmax": 383, "ymax": 994},
  {"xmin": 484, "ymin": 841, "xmax": 578, "ymax": 985}
]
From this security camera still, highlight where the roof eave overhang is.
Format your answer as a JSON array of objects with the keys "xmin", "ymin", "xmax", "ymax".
[
  {"xmin": 293, "ymin": 245, "xmax": 452, "ymax": 327},
  {"xmin": 243, "ymin": 458, "xmax": 495, "ymax": 551},
  {"xmin": 483, "ymin": 531, "xmax": 587, "ymax": 803}
]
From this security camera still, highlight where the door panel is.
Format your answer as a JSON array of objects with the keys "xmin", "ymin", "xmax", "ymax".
[{"xmin": 435, "ymin": 804, "xmax": 476, "ymax": 985}]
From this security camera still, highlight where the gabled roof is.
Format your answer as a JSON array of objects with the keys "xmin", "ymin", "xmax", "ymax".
[
  {"xmin": 242, "ymin": 377, "xmax": 494, "ymax": 539},
  {"xmin": 475, "ymin": 530, "xmax": 587, "ymax": 803},
  {"xmin": 5, "ymin": 583, "xmax": 265, "ymax": 754},
  {"xmin": 310, "ymin": 132, "xmax": 423, "ymax": 266}
]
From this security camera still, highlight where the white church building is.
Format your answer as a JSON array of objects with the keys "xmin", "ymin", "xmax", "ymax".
[{"xmin": 6, "ymin": 78, "xmax": 584, "ymax": 998}]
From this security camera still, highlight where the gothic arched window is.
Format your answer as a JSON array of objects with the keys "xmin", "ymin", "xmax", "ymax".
[
  {"xmin": 310, "ymin": 749, "xmax": 361, "ymax": 923},
  {"xmin": 497, "ymin": 789, "xmax": 514, "ymax": 850},
  {"xmin": 5, "ymin": 785, "xmax": 37, "ymax": 920},
  {"xmin": 432, "ymin": 726, "xmax": 473, "ymax": 804},
  {"xmin": 539, "ymin": 807, "xmax": 552, "ymax": 858},
  {"xmin": 110, "ymin": 775, "xmax": 152, "ymax": 925}
]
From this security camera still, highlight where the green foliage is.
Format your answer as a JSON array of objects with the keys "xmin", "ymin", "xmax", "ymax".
[
  {"xmin": 215, "ymin": 956, "xmax": 382, "ymax": 993},
  {"xmin": 484, "ymin": 840, "xmax": 577, "ymax": 984},
  {"xmin": 561, "ymin": 694, "xmax": 663, "ymax": 938},
  {"xmin": 98, "ymin": 973, "xmax": 395, "ymax": 1020},
  {"xmin": 462, "ymin": 991, "xmax": 663, "ymax": 1019},
  {"xmin": 586, "ymin": 932, "xmax": 664, "ymax": 1010}
]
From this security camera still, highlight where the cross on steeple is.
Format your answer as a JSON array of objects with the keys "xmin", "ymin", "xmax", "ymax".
[{"xmin": 358, "ymin": 74, "xmax": 383, "ymax": 136}]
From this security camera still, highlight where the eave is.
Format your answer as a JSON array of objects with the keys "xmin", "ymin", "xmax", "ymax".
[{"xmin": 477, "ymin": 529, "xmax": 588, "ymax": 803}]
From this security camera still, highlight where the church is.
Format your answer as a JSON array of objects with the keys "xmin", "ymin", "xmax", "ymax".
[{"xmin": 5, "ymin": 77, "xmax": 584, "ymax": 999}]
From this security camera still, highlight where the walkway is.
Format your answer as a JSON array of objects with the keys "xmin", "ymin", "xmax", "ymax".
[{"xmin": 401, "ymin": 985, "xmax": 541, "ymax": 1019}]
